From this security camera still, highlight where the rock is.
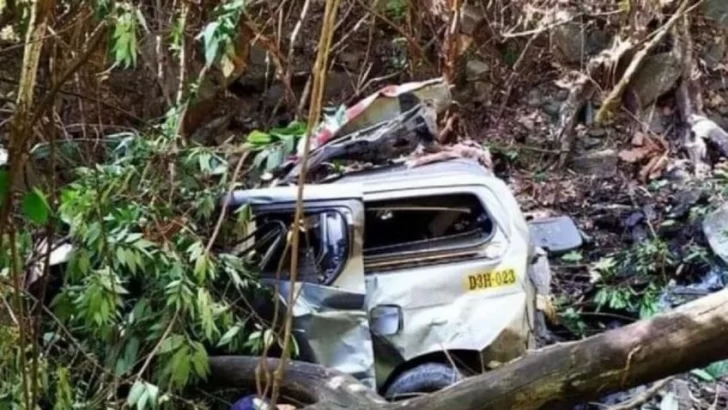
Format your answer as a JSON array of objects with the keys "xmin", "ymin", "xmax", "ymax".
[
  {"xmin": 668, "ymin": 188, "xmax": 706, "ymax": 219},
  {"xmin": 669, "ymin": 379, "xmax": 694, "ymax": 410},
  {"xmin": 702, "ymin": 0, "xmax": 728, "ymax": 28},
  {"xmin": 550, "ymin": 13, "xmax": 610, "ymax": 64},
  {"xmin": 663, "ymin": 160, "xmax": 691, "ymax": 183},
  {"xmin": 702, "ymin": 37, "xmax": 726, "ymax": 66},
  {"xmin": 262, "ymin": 83, "xmax": 287, "ymax": 108},
  {"xmin": 460, "ymin": 4, "xmax": 485, "ymax": 35},
  {"xmin": 587, "ymin": 30, "xmax": 611, "ymax": 54},
  {"xmin": 551, "ymin": 21, "xmax": 586, "ymax": 63},
  {"xmin": 323, "ymin": 71, "xmax": 355, "ymax": 102},
  {"xmin": 466, "ymin": 59, "xmax": 488, "ymax": 81},
  {"xmin": 339, "ymin": 52, "xmax": 360, "ymax": 70},
  {"xmin": 627, "ymin": 52, "xmax": 682, "ymax": 108},
  {"xmin": 703, "ymin": 201, "xmax": 728, "ymax": 265},
  {"xmin": 543, "ymin": 101, "xmax": 562, "ymax": 117},
  {"xmin": 649, "ymin": 112, "xmax": 667, "ymax": 134},
  {"xmin": 711, "ymin": 115, "xmax": 728, "ymax": 130},
  {"xmin": 555, "ymin": 89, "xmax": 570, "ymax": 101},
  {"xmin": 526, "ymin": 89, "xmax": 544, "ymax": 107},
  {"xmin": 472, "ymin": 81, "xmax": 494, "ymax": 104},
  {"xmin": 588, "ymin": 128, "xmax": 607, "ymax": 137},
  {"xmin": 569, "ymin": 149, "xmax": 619, "ymax": 176},
  {"xmin": 577, "ymin": 136, "xmax": 602, "ymax": 151}
]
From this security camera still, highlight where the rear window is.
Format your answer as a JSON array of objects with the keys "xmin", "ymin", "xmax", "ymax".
[{"xmin": 363, "ymin": 193, "xmax": 494, "ymax": 263}]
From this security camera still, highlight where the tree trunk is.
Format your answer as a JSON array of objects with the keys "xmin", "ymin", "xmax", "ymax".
[
  {"xmin": 211, "ymin": 287, "xmax": 728, "ymax": 410},
  {"xmin": 207, "ymin": 356, "xmax": 386, "ymax": 409}
]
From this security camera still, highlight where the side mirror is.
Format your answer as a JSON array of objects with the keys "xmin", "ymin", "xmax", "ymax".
[{"xmin": 369, "ymin": 305, "xmax": 403, "ymax": 336}]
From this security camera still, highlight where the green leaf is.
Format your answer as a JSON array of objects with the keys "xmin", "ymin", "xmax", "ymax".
[
  {"xmin": 158, "ymin": 334, "xmax": 185, "ymax": 354},
  {"xmin": 265, "ymin": 145, "xmax": 285, "ymax": 171},
  {"xmin": 127, "ymin": 379, "xmax": 146, "ymax": 407},
  {"xmin": 706, "ymin": 359, "xmax": 728, "ymax": 379},
  {"xmin": 691, "ymin": 368, "xmax": 715, "ymax": 382},
  {"xmin": 561, "ymin": 250, "xmax": 583, "ymax": 263},
  {"xmin": 191, "ymin": 342, "xmax": 209, "ymax": 377},
  {"xmin": 247, "ymin": 130, "xmax": 272, "ymax": 145},
  {"xmin": 199, "ymin": 22, "xmax": 220, "ymax": 67},
  {"xmin": 270, "ymin": 120, "xmax": 306, "ymax": 137},
  {"xmin": 144, "ymin": 383, "xmax": 159, "ymax": 408},
  {"xmin": 137, "ymin": 387, "xmax": 150, "ymax": 410},
  {"xmin": 75, "ymin": 251, "xmax": 90, "ymax": 275},
  {"xmin": 280, "ymin": 135, "xmax": 297, "ymax": 154},
  {"xmin": 217, "ymin": 325, "xmax": 241, "ymax": 347},
  {"xmin": 252, "ymin": 149, "xmax": 268, "ymax": 169},
  {"xmin": 22, "ymin": 187, "xmax": 50, "ymax": 225},
  {"xmin": 168, "ymin": 344, "xmax": 191, "ymax": 388},
  {"xmin": 116, "ymin": 336, "xmax": 140, "ymax": 376},
  {"xmin": 194, "ymin": 252, "xmax": 209, "ymax": 282}
]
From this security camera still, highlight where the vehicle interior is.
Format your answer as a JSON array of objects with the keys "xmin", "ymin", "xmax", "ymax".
[
  {"xmin": 217, "ymin": 208, "xmax": 350, "ymax": 285},
  {"xmin": 362, "ymin": 193, "xmax": 495, "ymax": 270}
]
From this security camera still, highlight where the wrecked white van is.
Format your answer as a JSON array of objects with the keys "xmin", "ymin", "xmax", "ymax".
[{"xmin": 217, "ymin": 157, "xmax": 579, "ymax": 400}]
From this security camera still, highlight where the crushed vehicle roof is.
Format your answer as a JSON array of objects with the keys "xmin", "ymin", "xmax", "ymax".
[
  {"xmin": 329, "ymin": 157, "xmax": 493, "ymax": 185},
  {"xmin": 226, "ymin": 158, "xmax": 495, "ymax": 207}
]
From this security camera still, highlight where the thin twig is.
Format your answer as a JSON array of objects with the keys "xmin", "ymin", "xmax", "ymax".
[
  {"xmin": 30, "ymin": 20, "xmax": 109, "ymax": 127},
  {"xmin": 606, "ymin": 377, "xmax": 673, "ymax": 410},
  {"xmin": 284, "ymin": 0, "xmax": 311, "ymax": 118},
  {"xmin": 269, "ymin": 0, "xmax": 341, "ymax": 405},
  {"xmin": 205, "ymin": 150, "xmax": 251, "ymax": 253}
]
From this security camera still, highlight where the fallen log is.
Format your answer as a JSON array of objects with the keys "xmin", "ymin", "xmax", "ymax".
[
  {"xmin": 207, "ymin": 356, "xmax": 386, "ymax": 409},
  {"xmin": 211, "ymin": 286, "xmax": 728, "ymax": 410}
]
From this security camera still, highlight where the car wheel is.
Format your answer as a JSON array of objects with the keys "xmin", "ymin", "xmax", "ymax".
[{"xmin": 383, "ymin": 362, "xmax": 465, "ymax": 401}]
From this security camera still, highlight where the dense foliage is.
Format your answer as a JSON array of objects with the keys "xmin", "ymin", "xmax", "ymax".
[{"xmin": 0, "ymin": 0, "xmax": 312, "ymax": 407}]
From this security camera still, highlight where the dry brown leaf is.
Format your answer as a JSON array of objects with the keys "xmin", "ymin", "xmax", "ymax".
[
  {"xmin": 639, "ymin": 155, "xmax": 668, "ymax": 182},
  {"xmin": 631, "ymin": 131, "xmax": 645, "ymax": 146},
  {"xmin": 709, "ymin": 92, "xmax": 725, "ymax": 108},
  {"xmin": 619, "ymin": 147, "xmax": 651, "ymax": 163},
  {"xmin": 458, "ymin": 34, "xmax": 474, "ymax": 56}
]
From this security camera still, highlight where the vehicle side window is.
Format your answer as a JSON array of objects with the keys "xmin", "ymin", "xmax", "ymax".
[
  {"xmin": 216, "ymin": 206, "xmax": 351, "ymax": 285},
  {"xmin": 363, "ymin": 193, "xmax": 494, "ymax": 269}
]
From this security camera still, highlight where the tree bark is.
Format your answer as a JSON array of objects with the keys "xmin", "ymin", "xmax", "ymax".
[
  {"xmin": 207, "ymin": 356, "xmax": 386, "ymax": 409},
  {"xmin": 211, "ymin": 287, "xmax": 728, "ymax": 410}
]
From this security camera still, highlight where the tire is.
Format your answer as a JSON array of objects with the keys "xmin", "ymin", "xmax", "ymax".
[{"xmin": 384, "ymin": 362, "xmax": 465, "ymax": 400}]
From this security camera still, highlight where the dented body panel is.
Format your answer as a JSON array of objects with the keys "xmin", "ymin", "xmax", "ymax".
[{"xmin": 234, "ymin": 158, "xmax": 539, "ymax": 391}]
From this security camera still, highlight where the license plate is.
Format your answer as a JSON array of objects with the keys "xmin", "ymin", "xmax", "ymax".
[{"xmin": 466, "ymin": 269, "xmax": 516, "ymax": 291}]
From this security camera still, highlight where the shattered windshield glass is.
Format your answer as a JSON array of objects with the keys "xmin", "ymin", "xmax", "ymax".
[{"xmin": 219, "ymin": 209, "xmax": 350, "ymax": 285}]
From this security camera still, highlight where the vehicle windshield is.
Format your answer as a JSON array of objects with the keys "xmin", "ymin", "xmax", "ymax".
[{"xmin": 217, "ymin": 208, "xmax": 350, "ymax": 285}]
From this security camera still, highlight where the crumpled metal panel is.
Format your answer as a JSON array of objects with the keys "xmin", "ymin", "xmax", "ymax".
[
  {"xmin": 273, "ymin": 280, "xmax": 377, "ymax": 388},
  {"xmin": 295, "ymin": 77, "xmax": 452, "ymax": 157}
]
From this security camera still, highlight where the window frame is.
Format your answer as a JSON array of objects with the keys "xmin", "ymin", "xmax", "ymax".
[
  {"xmin": 362, "ymin": 187, "xmax": 499, "ymax": 271},
  {"xmin": 246, "ymin": 202, "xmax": 357, "ymax": 286}
]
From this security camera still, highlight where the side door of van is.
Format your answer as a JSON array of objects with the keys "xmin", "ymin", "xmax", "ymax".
[
  {"xmin": 362, "ymin": 184, "xmax": 534, "ymax": 389},
  {"xmin": 234, "ymin": 190, "xmax": 377, "ymax": 388}
]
